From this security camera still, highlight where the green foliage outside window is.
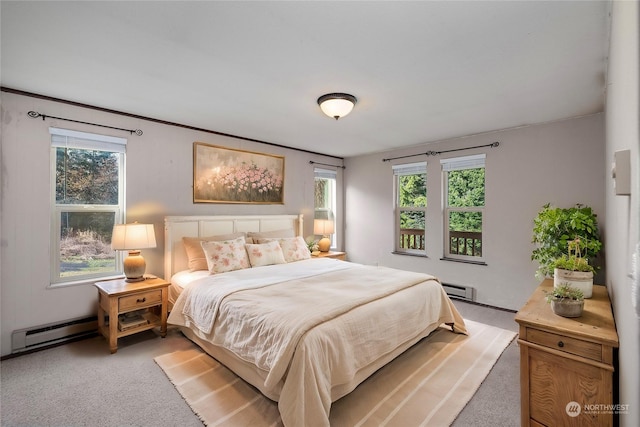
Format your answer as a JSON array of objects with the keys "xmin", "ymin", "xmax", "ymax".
[
  {"xmin": 397, "ymin": 164, "xmax": 484, "ymax": 256},
  {"xmin": 398, "ymin": 174, "xmax": 426, "ymax": 229},
  {"xmin": 447, "ymin": 168, "xmax": 484, "ymax": 232}
]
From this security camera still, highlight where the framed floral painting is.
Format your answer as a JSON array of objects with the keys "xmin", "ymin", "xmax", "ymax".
[{"xmin": 193, "ymin": 142, "xmax": 285, "ymax": 204}]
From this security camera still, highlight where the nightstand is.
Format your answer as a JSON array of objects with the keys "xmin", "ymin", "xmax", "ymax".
[
  {"xmin": 515, "ymin": 280, "xmax": 619, "ymax": 426},
  {"xmin": 315, "ymin": 251, "xmax": 347, "ymax": 261},
  {"xmin": 95, "ymin": 277, "xmax": 170, "ymax": 353}
]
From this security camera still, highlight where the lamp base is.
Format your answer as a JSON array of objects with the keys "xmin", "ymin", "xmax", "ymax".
[
  {"xmin": 318, "ymin": 237, "xmax": 331, "ymax": 252},
  {"xmin": 123, "ymin": 250, "xmax": 146, "ymax": 282}
]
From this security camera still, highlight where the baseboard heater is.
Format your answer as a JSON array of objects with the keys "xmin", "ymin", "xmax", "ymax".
[
  {"xmin": 442, "ymin": 283, "xmax": 475, "ymax": 301},
  {"xmin": 11, "ymin": 315, "xmax": 98, "ymax": 354}
]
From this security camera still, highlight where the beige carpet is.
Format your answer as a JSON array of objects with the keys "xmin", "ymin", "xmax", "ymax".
[{"xmin": 155, "ymin": 319, "xmax": 516, "ymax": 427}]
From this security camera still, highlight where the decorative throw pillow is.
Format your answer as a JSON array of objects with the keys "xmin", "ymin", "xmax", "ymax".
[
  {"xmin": 259, "ymin": 236, "xmax": 310, "ymax": 263},
  {"xmin": 245, "ymin": 241, "xmax": 286, "ymax": 267},
  {"xmin": 246, "ymin": 228, "xmax": 295, "ymax": 244},
  {"xmin": 182, "ymin": 232, "xmax": 245, "ymax": 271},
  {"xmin": 200, "ymin": 236, "xmax": 250, "ymax": 274}
]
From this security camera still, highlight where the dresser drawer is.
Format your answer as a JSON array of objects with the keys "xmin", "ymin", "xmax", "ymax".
[
  {"xmin": 119, "ymin": 289, "xmax": 162, "ymax": 311},
  {"xmin": 527, "ymin": 327, "xmax": 603, "ymax": 362}
]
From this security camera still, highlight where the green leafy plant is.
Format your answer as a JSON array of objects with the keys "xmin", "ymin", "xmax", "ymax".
[
  {"xmin": 545, "ymin": 283, "xmax": 584, "ymax": 303},
  {"xmin": 531, "ymin": 203, "xmax": 602, "ymax": 279}
]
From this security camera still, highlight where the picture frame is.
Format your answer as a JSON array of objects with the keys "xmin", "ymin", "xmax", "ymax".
[{"xmin": 193, "ymin": 142, "xmax": 285, "ymax": 204}]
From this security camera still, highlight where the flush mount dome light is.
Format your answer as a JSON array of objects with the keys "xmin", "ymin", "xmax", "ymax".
[{"xmin": 317, "ymin": 93, "xmax": 357, "ymax": 120}]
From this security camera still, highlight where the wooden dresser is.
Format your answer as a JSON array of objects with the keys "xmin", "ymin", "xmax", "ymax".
[{"xmin": 515, "ymin": 279, "xmax": 619, "ymax": 427}]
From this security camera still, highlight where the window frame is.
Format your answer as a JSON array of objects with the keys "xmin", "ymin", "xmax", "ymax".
[
  {"xmin": 314, "ymin": 167, "xmax": 337, "ymax": 249},
  {"xmin": 441, "ymin": 154, "xmax": 486, "ymax": 263},
  {"xmin": 393, "ymin": 162, "xmax": 427, "ymax": 256},
  {"xmin": 49, "ymin": 128, "xmax": 127, "ymax": 286}
]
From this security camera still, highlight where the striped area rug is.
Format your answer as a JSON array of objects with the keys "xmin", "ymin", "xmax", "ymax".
[{"xmin": 155, "ymin": 320, "xmax": 515, "ymax": 426}]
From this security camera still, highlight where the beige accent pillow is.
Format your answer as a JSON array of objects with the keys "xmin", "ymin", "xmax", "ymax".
[
  {"xmin": 200, "ymin": 237, "xmax": 250, "ymax": 274},
  {"xmin": 182, "ymin": 232, "xmax": 245, "ymax": 271},
  {"xmin": 245, "ymin": 241, "xmax": 286, "ymax": 267},
  {"xmin": 246, "ymin": 228, "xmax": 295, "ymax": 244}
]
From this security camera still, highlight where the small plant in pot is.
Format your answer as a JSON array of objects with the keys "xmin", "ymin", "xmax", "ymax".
[
  {"xmin": 546, "ymin": 283, "xmax": 584, "ymax": 318},
  {"xmin": 552, "ymin": 237, "xmax": 596, "ymax": 298}
]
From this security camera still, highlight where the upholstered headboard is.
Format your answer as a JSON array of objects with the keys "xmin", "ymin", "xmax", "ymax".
[{"xmin": 164, "ymin": 214, "xmax": 303, "ymax": 279}]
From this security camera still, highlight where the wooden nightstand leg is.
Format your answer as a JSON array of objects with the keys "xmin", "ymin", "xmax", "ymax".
[
  {"xmin": 97, "ymin": 304, "xmax": 105, "ymax": 338},
  {"xmin": 160, "ymin": 288, "xmax": 168, "ymax": 338},
  {"xmin": 108, "ymin": 297, "xmax": 119, "ymax": 353}
]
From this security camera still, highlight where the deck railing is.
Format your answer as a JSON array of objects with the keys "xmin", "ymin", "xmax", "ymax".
[
  {"xmin": 449, "ymin": 230, "xmax": 482, "ymax": 256},
  {"xmin": 399, "ymin": 228, "xmax": 425, "ymax": 250},
  {"xmin": 399, "ymin": 229, "xmax": 482, "ymax": 256}
]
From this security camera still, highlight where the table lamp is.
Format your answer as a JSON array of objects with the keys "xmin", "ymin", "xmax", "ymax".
[
  {"xmin": 111, "ymin": 223, "xmax": 156, "ymax": 282},
  {"xmin": 314, "ymin": 219, "xmax": 334, "ymax": 252}
]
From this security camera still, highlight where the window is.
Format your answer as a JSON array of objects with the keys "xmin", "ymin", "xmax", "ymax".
[
  {"xmin": 393, "ymin": 162, "xmax": 427, "ymax": 254},
  {"xmin": 50, "ymin": 128, "xmax": 126, "ymax": 285},
  {"xmin": 441, "ymin": 154, "xmax": 485, "ymax": 261},
  {"xmin": 314, "ymin": 168, "xmax": 337, "ymax": 248}
]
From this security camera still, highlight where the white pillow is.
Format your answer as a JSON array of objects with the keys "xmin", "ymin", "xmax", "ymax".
[
  {"xmin": 200, "ymin": 236, "xmax": 250, "ymax": 274},
  {"xmin": 245, "ymin": 241, "xmax": 286, "ymax": 267},
  {"xmin": 258, "ymin": 236, "xmax": 311, "ymax": 263}
]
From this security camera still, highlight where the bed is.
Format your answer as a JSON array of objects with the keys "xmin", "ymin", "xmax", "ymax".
[{"xmin": 165, "ymin": 214, "xmax": 467, "ymax": 427}]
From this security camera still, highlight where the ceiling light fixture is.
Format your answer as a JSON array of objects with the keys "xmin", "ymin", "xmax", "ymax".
[{"xmin": 317, "ymin": 93, "xmax": 357, "ymax": 120}]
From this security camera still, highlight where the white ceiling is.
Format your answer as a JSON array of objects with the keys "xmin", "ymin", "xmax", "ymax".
[{"xmin": 1, "ymin": 1, "xmax": 610, "ymax": 158}]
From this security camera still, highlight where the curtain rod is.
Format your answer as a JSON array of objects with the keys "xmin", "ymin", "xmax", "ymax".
[
  {"xmin": 382, "ymin": 141, "xmax": 500, "ymax": 162},
  {"xmin": 309, "ymin": 160, "xmax": 346, "ymax": 169},
  {"xmin": 28, "ymin": 111, "xmax": 143, "ymax": 135},
  {"xmin": 3, "ymin": 86, "xmax": 344, "ymax": 160}
]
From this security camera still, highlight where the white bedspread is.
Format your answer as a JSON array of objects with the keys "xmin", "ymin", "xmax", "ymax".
[
  {"xmin": 168, "ymin": 259, "xmax": 466, "ymax": 427},
  {"xmin": 174, "ymin": 258, "xmax": 352, "ymax": 334}
]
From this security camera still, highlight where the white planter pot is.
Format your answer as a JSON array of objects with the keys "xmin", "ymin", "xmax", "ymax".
[{"xmin": 554, "ymin": 268, "xmax": 593, "ymax": 298}]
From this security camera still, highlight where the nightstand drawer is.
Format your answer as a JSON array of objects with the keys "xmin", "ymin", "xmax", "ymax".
[
  {"xmin": 527, "ymin": 327, "xmax": 603, "ymax": 361},
  {"xmin": 119, "ymin": 289, "xmax": 162, "ymax": 311}
]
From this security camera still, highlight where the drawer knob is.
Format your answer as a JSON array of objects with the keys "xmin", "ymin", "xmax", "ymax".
[
  {"xmin": 136, "ymin": 297, "xmax": 147, "ymax": 303},
  {"xmin": 557, "ymin": 341, "xmax": 564, "ymax": 348}
]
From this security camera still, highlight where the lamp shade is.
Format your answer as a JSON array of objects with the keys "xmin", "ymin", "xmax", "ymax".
[
  {"xmin": 317, "ymin": 93, "xmax": 357, "ymax": 120},
  {"xmin": 111, "ymin": 223, "xmax": 156, "ymax": 250},
  {"xmin": 314, "ymin": 219, "xmax": 335, "ymax": 236}
]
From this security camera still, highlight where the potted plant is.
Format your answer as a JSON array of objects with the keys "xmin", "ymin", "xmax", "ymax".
[
  {"xmin": 531, "ymin": 203, "xmax": 603, "ymax": 281},
  {"xmin": 306, "ymin": 236, "xmax": 320, "ymax": 256},
  {"xmin": 546, "ymin": 284, "xmax": 584, "ymax": 317},
  {"xmin": 552, "ymin": 237, "xmax": 596, "ymax": 298}
]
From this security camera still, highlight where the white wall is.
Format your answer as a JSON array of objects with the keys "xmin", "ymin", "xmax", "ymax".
[
  {"xmin": 344, "ymin": 113, "xmax": 605, "ymax": 311},
  {"xmin": 0, "ymin": 92, "xmax": 344, "ymax": 356},
  {"xmin": 605, "ymin": 1, "xmax": 639, "ymax": 426}
]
